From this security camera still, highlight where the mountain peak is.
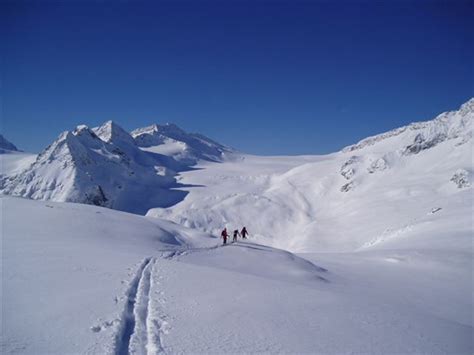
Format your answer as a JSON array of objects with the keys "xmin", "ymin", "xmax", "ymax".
[
  {"xmin": 1, "ymin": 122, "xmax": 184, "ymax": 214},
  {"xmin": 132, "ymin": 122, "xmax": 232, "ymax": 164},
  {"xmin": 93, "ymin": 120, "xmax": 136, "ymax": 146}
]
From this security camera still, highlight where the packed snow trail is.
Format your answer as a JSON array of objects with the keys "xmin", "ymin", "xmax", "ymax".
[{"xmin": 115, "ymin": 257, "xmax": 155, "ymax": 355}]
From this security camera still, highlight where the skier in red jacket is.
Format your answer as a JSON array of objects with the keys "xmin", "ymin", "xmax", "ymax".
[{"xmin": 221, "ymin": 228, "xmax": 229, "ymax": 245}]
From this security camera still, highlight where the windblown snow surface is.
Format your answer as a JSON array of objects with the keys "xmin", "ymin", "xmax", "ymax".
[{"xmin": 1, "ymin": 99, "xmax": 473, "ymax": 354}]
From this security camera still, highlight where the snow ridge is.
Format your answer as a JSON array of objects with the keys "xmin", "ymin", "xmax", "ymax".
[
  {"xmin": 132, "ymin": 123, "xmax": 233, "ymax": 165},
  {"xmin": 93, "ymin": 120, "xmax": 136, "ymax": 147},
  {"xmin": 343, "ymin": 98, "xmax": 473, "ymax": 153}
]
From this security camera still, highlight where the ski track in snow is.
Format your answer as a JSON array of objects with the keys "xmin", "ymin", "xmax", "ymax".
[
  {"xmin": 114, "ymin": 257, "xmax": 167, "ymax": 355},
  {"xmin": 114, "ymin": 250, "xmax": 192, "ymax": 355},
  {"xmin": 113, "ymin": 245, "xmax": 246, "ymax": 355}
]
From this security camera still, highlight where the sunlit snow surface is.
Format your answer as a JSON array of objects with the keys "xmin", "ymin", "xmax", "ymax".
[
  {"xmin": 2, "ymin": 197, "xmax": 472, "ymax": 354},
  {"xmin": 1, "ymin": 99, "xmax": 473, "ymax": 354},
  {"xmin": 148, "ymin": 99, "xmax": 473, "ymax": 253}
]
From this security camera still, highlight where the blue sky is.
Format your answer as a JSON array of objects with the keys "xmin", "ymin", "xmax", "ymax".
[{"xmin": 2, "ymin": 0, "xmax": 472, "ymax": 155}]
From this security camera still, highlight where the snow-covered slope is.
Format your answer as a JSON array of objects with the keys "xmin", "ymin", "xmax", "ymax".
[
  {"xmin": 0, "ymin": 152, "xmax": 36, "ymax": 176},
  {"xmin": 0, "ymin": 134, "xmax": 20, "ymax": 153},
  {"xmin": 2, "ymin": 196, "xmax": 471, "ymax": 354},
  {"xmin": 148, "ymin": 99, "xmax": 473, "ymax": 252},
  {"xmin": 343, "ymin": 98, "xmax": 473, "ymax": 153},
  {"xmin": 0, "ymin": 122, "xmax": 187, "ymax": 214},
  {"xmin": 1, "ymin": 100, "xmax": 471, "ymax": 251},
  {"xmin": 0, "ymin": 196, "xmax": 213, "ymax": 354},
  {"xmin": 131, "ymin": 123, "xmax": 233, "ymax": 165},
  {"xmin": 2, "ymin": 100, "xmax": 472, "ymax": 354}
]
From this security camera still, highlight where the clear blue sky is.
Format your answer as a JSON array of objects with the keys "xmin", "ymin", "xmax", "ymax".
[{"xmin": 2, "ymin": 0, "xmax": 473, "ymax": 155}]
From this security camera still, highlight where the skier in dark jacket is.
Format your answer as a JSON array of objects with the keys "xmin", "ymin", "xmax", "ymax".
[
  {"xmin": 241, "ymin": 227, "xmax": 249, "ymax": 239},
  {"xmin": 221, "ymin": 228, "xmax": 229, "ymax": 245},
  {"xmin": 233, "ymin": 229, "xmax": 241, "ymax": 242}
]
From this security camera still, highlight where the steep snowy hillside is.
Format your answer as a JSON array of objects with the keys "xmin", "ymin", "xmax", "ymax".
[
  {"xmin": 343, "ymin": 98, "xmax": 473, "ymax": 153},
  {"xmin": 148, "ymin": 99, "xmax": 473, "ymax": 252},
  {"xmin": 131, "ymin": 123, "xmax": 233, "ymax": 165},
  {"xmin": 0, "ymin": 122, "xmax": 187, "ymax": 214},
  {"xmin": 3, "ymin": 196, "xmax": 471, "ymax": 354},
  {"xmin": 0, "ymin": 152, "xmax": 36, "ymax": 176},
  {"xmin": 0, "ymin": 134, "xmax": 19, "ymax": 153}
]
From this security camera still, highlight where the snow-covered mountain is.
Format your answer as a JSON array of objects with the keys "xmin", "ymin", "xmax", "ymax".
[
  {"xmin": 343, "ymin": 97, "xmax": 473, "ymax": 153},
  {"xmin": 1, "ymin": 100, "xmax": 472, "ymax": 247},
  {"xmin": 148, "ymin": 98, "xmax": 473, "ymax": 252},
  {"xmin": 2, "ymin": 100, "xmax": 472, "ymax": 354},
  {"xmin": 0, "ymin": 122, "xmax": 187, "ymax": 214},
  {"xmin": 131, "ymin": 123, "xmax": 233, "ymax": 165},
  {"xmin": 0, "ymin": 134, "xmax": 20, "ymax": 153},
  {"xmin": 93, "ymin": 120, "xmax": 137, "ymax": 148}
]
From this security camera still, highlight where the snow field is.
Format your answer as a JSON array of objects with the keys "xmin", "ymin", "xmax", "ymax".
[{"xmin": 1, "ymin": 99, "xmax": 473, "ymax": 354}]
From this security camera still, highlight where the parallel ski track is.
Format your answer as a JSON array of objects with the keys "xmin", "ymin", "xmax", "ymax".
[
  {"xmin": 114, "ymin": 242, "xmax": 324, "ymax": 354},
  {"xmin": 114, "ymin": 257, "xmax": 160, "ymax": 355}
]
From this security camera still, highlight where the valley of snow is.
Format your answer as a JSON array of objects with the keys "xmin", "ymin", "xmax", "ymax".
[
  {"xmin": 149, "ymin": 99, "xmax": 473, "ymax": 253},
  {"xmin": 1, "ymin": 99, "xmax": 473, "ymax": 354}
]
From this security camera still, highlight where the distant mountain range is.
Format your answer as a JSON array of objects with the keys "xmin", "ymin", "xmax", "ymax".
[
  {"xmin": 0, "ymin": 121, "xmax": 230, "ymax": 214},
  {"xmin": 0, "ymin": 99, "xmax": 472, "ymax": 222}
]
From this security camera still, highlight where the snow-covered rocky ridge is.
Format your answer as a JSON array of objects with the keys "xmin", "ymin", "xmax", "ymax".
[
  {"xmin": 344, "ymin": 97, "xmax": 473, "ymax": 153},
  {"xmin": 0, "ymin": 122, "xmax": 188, "ymax": 214},
  {"xmin": 148, "ymin": 98, "xmax": 473, "ymax": 252},
  {"xmin": 131, "ymin": 123, "xmax": 233, "ymax": 165},
  {"xmin": 0, "ymin": 121, "xmax": 234, "ymax": 214}
]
